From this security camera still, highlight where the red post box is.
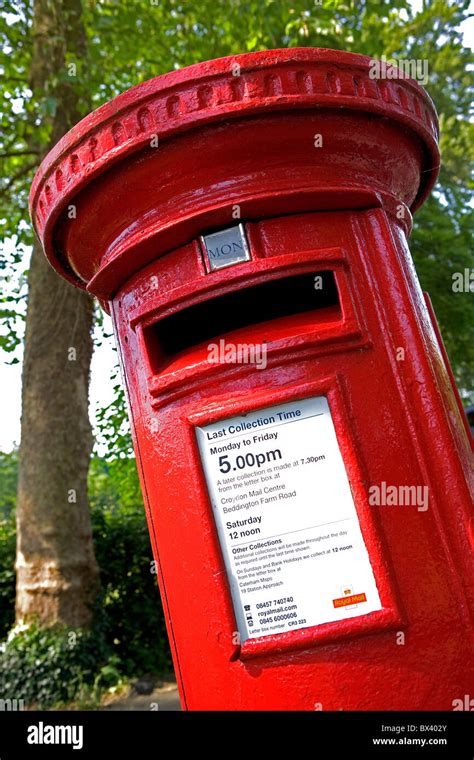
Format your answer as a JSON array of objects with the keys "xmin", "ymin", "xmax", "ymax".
[{"xmin": 30, "ymin": 48, "xmax": 473, "ymax": 710}]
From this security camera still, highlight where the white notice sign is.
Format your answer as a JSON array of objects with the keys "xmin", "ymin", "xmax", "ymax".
[{"xmin": 196, "ymin": 396, "xmax": 382, "ymax": 642}]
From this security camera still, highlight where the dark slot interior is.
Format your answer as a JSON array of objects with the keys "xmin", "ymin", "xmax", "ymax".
[{"xmin": 145, "ymin": 270, "xmax": 340, "ymax": 368}]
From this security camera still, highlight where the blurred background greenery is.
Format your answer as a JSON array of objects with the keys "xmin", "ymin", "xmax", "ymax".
[{"xmin": 0, "ymin": 450, "xmax": 171, "ymax": 707}]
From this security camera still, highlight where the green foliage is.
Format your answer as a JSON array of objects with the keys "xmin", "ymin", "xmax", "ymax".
[
  {"xmin": 0, "ymin": 450, "xmax": 18, "ymax": 638},
  {"xmin": 0, "ymin": 449, "xmax": 17, "ymax": 519},
  {"xmin": 89, "ymin": 456, "xmax": 172, "ymax": 675},
  {"xmin": 94, "ymin": 376, "xmax": 134, "ymax": 460},
  {"xmin": 412, "ymin": 197, "xmax": 474, "ymax": 398},
  {"xmin": 0, "ymin": 513, "xmax": 16, "ymax": 639},
  {"xmin": 0, "ymin": 452, "xmax": 171, "ymax": 704},
  {"xmin": 0, "ymin": 620, "xmax": 118, "ymax": 709}
]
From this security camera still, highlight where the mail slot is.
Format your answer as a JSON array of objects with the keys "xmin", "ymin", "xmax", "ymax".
[{"xmin": 30, "ymin": 48, "xmax": 473, "ymax": 710}]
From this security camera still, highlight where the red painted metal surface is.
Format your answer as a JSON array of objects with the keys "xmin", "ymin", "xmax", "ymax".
[{"xmin": 30, "ymin": 48, "xmax": 473, "ymax": 710}]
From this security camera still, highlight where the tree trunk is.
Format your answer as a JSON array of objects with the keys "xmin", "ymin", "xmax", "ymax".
[{"xmin": 16, "ymin": 0, "xmax": 99, "ymax": 628}]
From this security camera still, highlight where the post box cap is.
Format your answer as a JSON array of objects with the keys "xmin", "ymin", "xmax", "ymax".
[{"xmin": 30, "ymin": 47, "xmax": 439, "ymax": 298}]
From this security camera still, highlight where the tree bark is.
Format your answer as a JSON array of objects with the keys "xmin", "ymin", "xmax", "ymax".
[{"xmin": 16, "ymin": 0, "xmax": 99, "ymax": 628}]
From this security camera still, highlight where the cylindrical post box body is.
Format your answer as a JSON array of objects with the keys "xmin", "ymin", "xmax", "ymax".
[{"xmin": 30, "ymin": 49, "xmax": 473, "ymax": 710}]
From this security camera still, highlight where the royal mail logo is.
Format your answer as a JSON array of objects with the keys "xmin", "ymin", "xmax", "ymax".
[{"xmin": 333, "ymin": 592, "xmax": 367, "ymax": 608}]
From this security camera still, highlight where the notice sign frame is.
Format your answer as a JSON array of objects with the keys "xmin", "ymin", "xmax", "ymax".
[
  {"xmin": 188, "ymin": 379, "xmax": 403, "ymax": 659},
  {"xmin": 195, "ymin": 393, "xmax": 388, "ymax": 646}
]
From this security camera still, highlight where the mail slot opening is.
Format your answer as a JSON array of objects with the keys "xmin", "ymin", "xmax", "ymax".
[{"xmin": 145, "ymin": 270, "xmax": 341, "ymax": 372}]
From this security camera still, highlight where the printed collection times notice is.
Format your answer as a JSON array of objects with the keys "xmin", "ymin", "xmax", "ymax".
[{"xmin": 196, "ymin": 396, "xmax": 382, "ymax": 642}]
